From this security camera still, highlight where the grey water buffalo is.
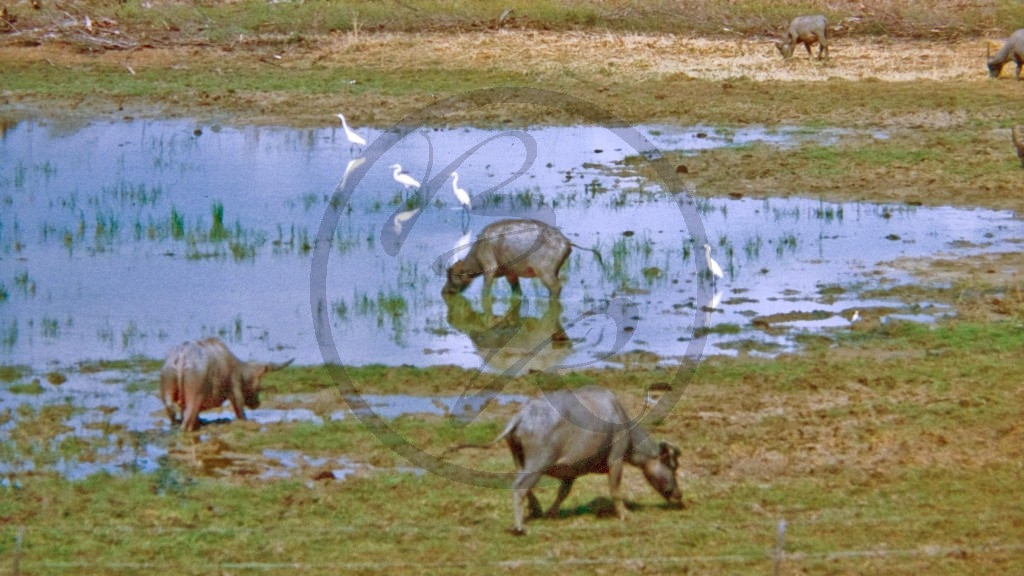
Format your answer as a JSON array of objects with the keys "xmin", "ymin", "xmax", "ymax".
[
  {"xmin": 475, "ymin": 386, "xmax": 682, "ymax": 534},
  {"xmin": 776, "ymin": 15, "xmax": 829, "ymax": 60},
  {"xmin": 159, "ymin": 337, "xmax": 293, "ymax": 432},
  {"xmin": 988, "ymin": 29, "xmax": 1024, "ymax": 80},
  {"xmin": 443, "ymin": 219, "xmax": 593, "ymax": 301}
]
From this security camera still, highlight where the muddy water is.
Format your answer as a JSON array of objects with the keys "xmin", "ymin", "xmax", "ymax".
[{"xmin": 3, "ymin": 117, "xmax": 1021, "ymax": 374}]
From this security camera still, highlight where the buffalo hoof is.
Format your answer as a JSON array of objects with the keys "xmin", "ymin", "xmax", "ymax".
[{"xmin": 509, "ymin": 527, "xmax": 527, "ymax": 537}]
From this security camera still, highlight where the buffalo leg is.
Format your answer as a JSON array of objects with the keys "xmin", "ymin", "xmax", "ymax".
[
  {"xmin": 181, "ymin": 403, "xmax": 201, "ymax": 432},
  {"xmin": 540, "ymin": 274, "xmax": 561, "ymax": 299},
  {"xmin": 545, "ymin": 479, "xmax": 574, "ymax": 518},
  {"xmin": 607, "ymin": 459, "xmax": 628, "ymax": 520},
  {"xmin": 527, "ymin": 491, "xmax": 543, "ymax": 519},
  {"xmin": 511, "ymin": 470, "xmax": 544, "ymax": 535}
]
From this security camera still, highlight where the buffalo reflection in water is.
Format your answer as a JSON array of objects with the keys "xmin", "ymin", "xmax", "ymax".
[{"xmin": 443, "ymin": 293, "xmax": 571, "ymax": 374}]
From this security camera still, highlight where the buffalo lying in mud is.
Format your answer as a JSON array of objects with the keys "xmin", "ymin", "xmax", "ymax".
[
  {"xmin": 442, "ymin": 218, "xmax": 600, "ymax": 302},
  {"xmin": 159, "ymin": 337, "xmax": 293, "ymax": 432},
  {"xmin": 456, "ymin": 386, "xmax": 682, "ymax": 534},
  {"xmin": 988, "ymin": 29, "xmax": 1024, "ymax": 80},
  {"xmin": 776, "ymin": 15, "xmax": 829, "ymax": 60}
]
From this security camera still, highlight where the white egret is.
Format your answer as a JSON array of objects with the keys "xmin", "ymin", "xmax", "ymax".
[
  {"xmin": 850, "ymin": 310, "xmax": 860, "ymax": 323},
  {"xmin": 390, "ymin": 164, "xmax": 421, "ymax": 203},
  {"xmin": 389, "ymin": 164, "xmax": 421, "ymax": 191},
  {"xmin": 449, "ymin": 230, "xmax": 473, "ymax": 267},
  {"xmin": 392, "ymin": 208, "xmax": 420, "ymax": 236},
  {"xmin": 450, "ymin": 172, "xmax": 472, "ymax": 212},
  {"xmin": 703, "ymin": 243, "xmax": 724, "ymax": 286},
  {"xmin": 336, "ymin": 113, "xmax": 367, "ymax": 147}
]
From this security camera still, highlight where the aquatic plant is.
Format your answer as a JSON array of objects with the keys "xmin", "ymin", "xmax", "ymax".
[
  {"xmin": 0, "ymin": 319, "xmax": 17, "ymax": 349},
  {"xmin": 743, "ymin": 235, "xmax": 763, "ymax": 260},
  {"xmin": 40, "ymin": 317, "xmax": 60, "ymax": 339},
  {"xmin": 814, "ymin": 199, "xmax": 844, "ymax": 222},
  {"xmin": 334, "ymin": 299, "xmax": 349, "ymax": 320},
  {"xmin": 13, "ymin": 272, "xmax": 34, "ymax": 297},
  {"xmin": 96, "ymin": 322, "xmax": 115, "ymax": 345},
  {"xmin": 302, "ymin": 192, "xmax": 320, "ymax": 211},
  {"xmin": 209, "ymin": 201, "xmax": 228, "ymax": 242},
  {"xmin": 121, "ymin": 321, "xmax": 143, "ymax": 349},
  {"xmin": 776, "ymin": 232, "xmax": 798, "ymax": 256},
  {"xmin": 170, "ymin": 207, "xmax": 185, "ymax": 240}
]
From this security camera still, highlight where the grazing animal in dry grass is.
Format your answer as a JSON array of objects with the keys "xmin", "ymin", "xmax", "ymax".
[
  {"xmin": 987, "ymin": 29, "xmax": 1024, "ymax": 80},
  {"xmin": 454, "ymin": 386, "xmax": 682, "ymax": 534},
  {"xmin": 1013, "ymin": 126, "xmax": 1024, "ymax": 169},
  {"xmin": 159, "ymin": 337, "xmax": 293, "ymax": 432},
  {"xmin": 776, "ymin": 15, "xmax": 829, "ymax": 60}
]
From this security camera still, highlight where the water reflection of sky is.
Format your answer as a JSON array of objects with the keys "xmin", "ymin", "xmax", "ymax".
[{"xmin": 1, "ymin": 118, "xmax": 1022, "ymax": 372}]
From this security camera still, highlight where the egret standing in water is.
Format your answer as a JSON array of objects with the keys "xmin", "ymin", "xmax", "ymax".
[
  {"xmin": 703, "ymin": 243, "xmax": 724, "ymax": 286},
  {"xmin": 336, "ymin": 113, "xmax": 367, "ymax": 149},
  {"xmin": 450, "ymin": 171, "xmax": 472, "ymax": 227},
  {"xmin": 389, "ymin": 164, "xmax": 421, "ymax": 191},
  {"xmin": 389, "ymin": 164, "xmax": 421, "ymax": 203}
]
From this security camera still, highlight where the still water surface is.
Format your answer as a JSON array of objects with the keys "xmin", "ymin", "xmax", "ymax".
[{"xmin": 2, "ymin": 118, "xmax": 1021, "ymax": 374}]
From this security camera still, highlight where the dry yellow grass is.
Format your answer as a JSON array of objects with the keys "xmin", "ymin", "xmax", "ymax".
[{"xmin": 314, "ymin": 30, "xmax": 1000, "ymax": 82}]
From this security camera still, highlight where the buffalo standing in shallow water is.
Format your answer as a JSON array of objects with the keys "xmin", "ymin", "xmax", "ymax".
[
  {"xmin": 159, "ymin": 337, "xmax": 293, "ymax": 432},
  {"xmin": 443, "ymin": 219, "xmax": 574, "ymax": 302},
  {"xmin": 464, "ymin": 386, "xmax": 682, "ymax": 534}
]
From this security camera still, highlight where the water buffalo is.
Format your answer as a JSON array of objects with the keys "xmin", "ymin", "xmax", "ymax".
[
  {"xmin": 481, "ymin": 386, "xmax": 682, "ymax": 534},
  {"xmin": 776, "ymin": 15, "xmax": 829, "ymax": 60},
  {"xmin": 159, "ymin": 337, "xmax": 293, "ymax": 432},
  {"xmin": 988, "ymin": 29, "xmax": 1024, "ymax": 80},
  {"xmin": 443, "ymin": 219, "xmax": 597, "ymax": 302},
  {"xmin": 443, "ymin": 219, "xmax": 570, "ymax": 300}
]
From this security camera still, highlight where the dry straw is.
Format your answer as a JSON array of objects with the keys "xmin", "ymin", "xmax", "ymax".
[{"xmin": 322, "ymin": 31, "xmax": 996, "ymax": 83}]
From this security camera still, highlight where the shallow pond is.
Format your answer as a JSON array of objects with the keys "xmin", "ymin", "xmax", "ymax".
[
  {"xmin": 2, "ymin": 117, "xmax": 1022, "ymax": 375},
  {"xmin": 3, "ymin": 116, "xmax": 1024, "ymax": 481}
]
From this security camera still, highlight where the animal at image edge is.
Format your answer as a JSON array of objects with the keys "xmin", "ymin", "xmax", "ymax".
[
  {"xmin": 159, "ymin": 337, "xmax": 293, "ymax": 432},
  {"xmin": 1014, "ymin": 126, "xmax": 1024, "ymax": 168},
  {"xmin": 455, "ymin": 386, "xmax": 682, "ymax": 535},
  {"xmin": 776, "ymin": 15, "xmax": 829, "ymax": 60},
  {"xmin": 443, "ymin": 218, "xmax": 601, "ymax": 301},
  {"xmin": 987, "ymin": 29, "xmax": 1024, "ymax": 80}
]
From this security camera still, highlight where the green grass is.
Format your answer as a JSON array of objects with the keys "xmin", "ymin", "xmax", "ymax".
[
  {"xmin": 10, "ymin": 0, "xmax": 1024, "ymax": 39},
  {"xmin": 0, "ymin": 317, "xmax": 1021, "ymax": 572}
]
